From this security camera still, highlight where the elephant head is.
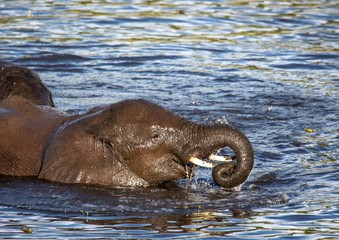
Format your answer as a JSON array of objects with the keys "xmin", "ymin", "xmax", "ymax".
[
  {"xmin": 0, "ymin": 63, "xmax": 54, "ymax": 106},
  {"xmin": 39, "ymin": 99, "xmax": 254, "ymax": 188}
]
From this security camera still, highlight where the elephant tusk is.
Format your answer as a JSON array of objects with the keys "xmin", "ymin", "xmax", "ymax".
[
  {"xmin": 208, "ymin": 154, "xmax": 233, "ymax": 162},
  {"xmin": 189, "ymin": 157, "xmax": 216, "ymax": 168}
]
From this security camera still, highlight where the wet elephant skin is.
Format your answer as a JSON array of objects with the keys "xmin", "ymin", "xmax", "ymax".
[{"xmin": 0, "ymin": 63, "xmax": 254, "ymax": 188}]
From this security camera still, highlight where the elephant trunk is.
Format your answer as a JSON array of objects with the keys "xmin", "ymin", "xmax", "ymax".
[{"xmin": 185, "ymin": 124, "xmax": 254, "ymax": 189}]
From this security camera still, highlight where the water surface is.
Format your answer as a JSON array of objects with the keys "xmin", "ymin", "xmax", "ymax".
[{"xmin": 0, "ymin": 0, "xmax": 338, "ymax": 239}]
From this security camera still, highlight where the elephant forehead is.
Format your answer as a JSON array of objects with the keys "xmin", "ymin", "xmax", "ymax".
[
  {"xmin": 110, "ymin": 125, "xmax": 181, "ymax": 146},
  {"xmin": 151, "ymin": 125, "xmax": 177, "ymax": 133},
  {"xmin": 114, "ymin": 124, "xmax": 178, "ymax": 136}
]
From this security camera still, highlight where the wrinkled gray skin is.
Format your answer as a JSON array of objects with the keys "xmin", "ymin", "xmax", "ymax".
[{"xmin": 0, "ymin": 63, "xmax": 254, "ymax": 188}]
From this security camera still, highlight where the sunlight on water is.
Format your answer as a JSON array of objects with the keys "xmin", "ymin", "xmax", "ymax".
[{"xmin": 0, "ymin": 0, "xmax": 338, "ymax": 239}]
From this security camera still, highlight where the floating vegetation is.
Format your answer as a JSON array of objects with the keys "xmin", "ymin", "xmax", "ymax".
[
  {"xmin": 22, "ymin": 227, "xmax": 33, "ymax": 234},
  {"xmin": 304, "ymin": 128, "xmax": 316, "ymax": 133}
]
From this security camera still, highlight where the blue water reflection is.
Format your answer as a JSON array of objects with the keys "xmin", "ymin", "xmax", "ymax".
[{"xmin": 0, "ymin": 0, "xmax": 338, "ymax": 238}]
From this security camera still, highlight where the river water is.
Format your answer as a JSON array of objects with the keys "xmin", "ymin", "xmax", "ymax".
[{"xmin": 0, "ymin": 0, "xmax": 338, "ymax": 239}]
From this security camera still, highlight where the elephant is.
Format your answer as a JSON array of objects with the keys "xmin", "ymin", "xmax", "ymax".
[
  {"xmin": 0, "ymin": 62, "xmax": 54, "ymax": 106},
  {"xmin": 0, "ymin": 63, "xmax": 254, "ymax": 188}
]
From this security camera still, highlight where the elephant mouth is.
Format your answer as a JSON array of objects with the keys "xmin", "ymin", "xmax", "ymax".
[
  {"xmin": 176, "ymin": 149, "xmax": 236, "ymax": 179},
  {"xmin": 172, "ymin": 156, "xmax": 192, "ymax": 178}
]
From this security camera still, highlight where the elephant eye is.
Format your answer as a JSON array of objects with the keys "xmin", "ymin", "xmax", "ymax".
[{"xmin": 151, "ymin": 132, "xmax": 161, "ymax": 142}]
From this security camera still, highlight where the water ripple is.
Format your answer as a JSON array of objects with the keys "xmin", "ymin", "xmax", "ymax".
[{"xmin": 0, "ymin": 0, "xmax": 338, "ymax": 239}]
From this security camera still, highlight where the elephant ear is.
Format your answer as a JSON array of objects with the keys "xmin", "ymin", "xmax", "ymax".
[
  {"xmin": 39, "ymin": 104, "xmax": 149, "ymax": 187},
  {"xmin": 87, "ymin": 100, "xmax": 150, "ymax": 142}
]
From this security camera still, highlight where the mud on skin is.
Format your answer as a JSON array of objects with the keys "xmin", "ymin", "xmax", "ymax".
[{"xmin": 0, "ymin": 63, "xmax": 254, "ymax": 188}]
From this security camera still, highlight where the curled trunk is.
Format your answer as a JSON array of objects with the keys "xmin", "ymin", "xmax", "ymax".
[{"xmin": 188, "ymin": 124, "xmax": 254, "ymax": 188}]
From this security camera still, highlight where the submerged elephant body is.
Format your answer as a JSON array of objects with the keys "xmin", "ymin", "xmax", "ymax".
[{"xmin": 0, "ymin": 63, "xmax": 254, "ymax": 188}]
